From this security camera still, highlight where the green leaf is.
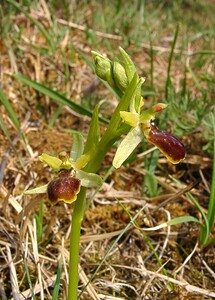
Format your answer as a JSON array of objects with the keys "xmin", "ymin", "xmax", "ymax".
[
  {"xmin": 84, "ymin": 105, "xmax": 100, "ymax": 153},
  {"xmin": 0, "ymin": 87, "xmax": 20, "ymax": 129},
  {"xmin": 187, "ymin": 192, "xmax": 209, "ymax": 245},
  {"xmin": 0, "ymin": 118, "xmax": 13, "ymax": 144},
  {"xmin": 52, "ymin": 257, "xmax": 63, "ymax": 300},
  {"xmin": 34, "ymin": 201, "xmax": 43, "ymax": 243},
  {"xmin": 70, "ymin": 132, "xmax": 84, "ymax": 163},
  {"xmin": 167, "ymin": 216, "xmax": 201, "ymax": 226},
  {"xmin": 14, "ymin": 74, "xmax": 94, "ymax": 119},
  {"xmin": 23, "ymin": 257, "xmax": 36, "ymax": 300},
  {"xmin": 113, "ymin": 126, "xmax": 143, "ymax": 168},
  {"xmin": 24, "ymin": 184, "xmax": 48, "ymax": 195},
  {"xmin": 206, "ymin": 111, "xmax": 215, "ymax": 232},
  {"xmin": 77, "ymin": 170, "xmax": 103, "ymax": 188},
  {"xmin": 143, "ymin": 172, "xmax": 158, "ymax": 197}
]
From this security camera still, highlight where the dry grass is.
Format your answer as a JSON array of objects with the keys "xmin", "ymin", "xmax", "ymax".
[{"xmin": 0, "ymin": 1, "xmax": 215, "ymax": 299}]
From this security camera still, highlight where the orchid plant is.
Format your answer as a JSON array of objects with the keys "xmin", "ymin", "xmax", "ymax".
[{"xmin": 25, "ymin": 48, "xmax": 185, "ymax": 299}]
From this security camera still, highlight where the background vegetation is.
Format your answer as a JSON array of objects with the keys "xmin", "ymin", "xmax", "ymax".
[{"xmin": 0, "ymin": 0, "xmax": 215, "ymax": 299}]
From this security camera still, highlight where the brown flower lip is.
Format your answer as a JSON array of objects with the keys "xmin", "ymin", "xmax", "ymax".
[
  {"xmin": 147, "ymin": 122, "xmax": 186, "ymax": 164},
  {"xmin": 47, "ymin": 170, "xmax": 81, "ymax": 205}
]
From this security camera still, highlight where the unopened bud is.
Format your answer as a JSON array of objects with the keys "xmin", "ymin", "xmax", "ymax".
[
  {"xmin": 92, "ymin": 52, "xmax": 115, "ymax": 87},
  {"xmin": 113, "ymin": 60, "xmax": 128, "ymax": 92}
]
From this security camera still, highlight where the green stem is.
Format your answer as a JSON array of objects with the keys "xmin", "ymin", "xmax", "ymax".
[
  {"xmin": 68, "ymin": 188, "xmax": 86, "ymax": 299},
  {"xmin": 68, "ymin": 130, "xmax": 118, "ymax": 299}
]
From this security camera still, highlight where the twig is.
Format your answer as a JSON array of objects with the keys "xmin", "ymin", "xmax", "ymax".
[{"xmin": 153, "ymin": 181, "xmax": 199, "ymax": 211}]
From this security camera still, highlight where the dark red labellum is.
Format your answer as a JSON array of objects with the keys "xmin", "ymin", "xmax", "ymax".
[
  {"xmin": 147, "ymin": 123, "xmax": 186, "ymax": 164},
  {"xmin": 47, "ymin": 170, "xmax": 81, "ymax": 205}
]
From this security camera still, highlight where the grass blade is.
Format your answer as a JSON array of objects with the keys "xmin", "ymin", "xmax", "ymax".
[
  {"xmin": 206, "ymin": 111, "xmax": 215, "ymax": 232},
  {"xmin": 0, "ymin": 88, "xmax": 20, "ymax": 129},
  {"xmin": 23, "ymin": 257, "xmax": 36, "ymax": 300},
  {"xmin": 34, "ymin": 201, "xmax": 43, "ymax": 244},
  {"xmin": 14, "ymin": 74, "xmax": 93, "ymax": 119},
  {"xmin": 0, "ymin": 118, "xmax": 13, "ymax": 143},
  {"xmin": 52, "ymin": 257, "xmax": 63, "ymax": 300},
  {"xmin": 6, "ymin": 0, "xmax": 54, "ymax": 51},
  {"xmin": 188, "ymin": 192, "xmax": 210, "ymax": 245},
  {"xmin": 167, "ymin": 216, "xmax": 201, "ymax": 226},
  {"xmin": 165, "ymin": 24, "xmax": 179, "ymax": 100}
]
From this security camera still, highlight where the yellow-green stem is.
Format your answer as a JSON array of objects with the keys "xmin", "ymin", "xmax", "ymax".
[
  {"xmin": 68, "ymin": 187, "xmax": 86, "ymax": 299},
  {"xmin": 67, "ymin": 76, "xmax": 139, "ymax": 298},
  {"xmin": 68, "ymin": 140, "xmax": 117, "ymax": 299}
]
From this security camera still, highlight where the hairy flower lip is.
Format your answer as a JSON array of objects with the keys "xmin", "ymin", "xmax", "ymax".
[
  {"xmin": 47, "ymin": 170, "xmax": 81, "ymax": 205},
  {"xmin": 147, "ymin": 123, "xmax": 186, "ymax": 164}
]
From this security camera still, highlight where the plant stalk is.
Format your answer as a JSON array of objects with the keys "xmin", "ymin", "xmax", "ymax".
[
  {"xmin": 68, "ymin": 130, "xmax": 119, "ymax": 299},
  {"xmin": 68, "ymin": 75, "xmax": 140, "ymax": 298},
  {"xmin": 68, "ymin": 187, "xmax": 86, "ymax": 299}
]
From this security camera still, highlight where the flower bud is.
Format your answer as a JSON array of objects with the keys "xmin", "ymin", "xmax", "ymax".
[
  {"xmin": 92, "ymin": 52, "xmax": 115, "ymax": 87},
  {"xmin": 146, "ymin": 122, "xmax": 186, "ymax": 164},
  {"xmin": 113, "ymin": 60, "xmax": 128, "ymax": 92},
  {"xmin": 47, "ymin": 170, "xmax": 81, "ymax": 205}
]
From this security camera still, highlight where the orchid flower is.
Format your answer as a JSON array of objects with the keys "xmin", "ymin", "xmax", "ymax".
[
  {"xmin": 24, "ymin": 134, "xmax": 103, "ymax": 205},
  {"xmin": 113, "ymin": 103, "xmax": 186, "ymax": 168},
  {"xmin": 92, "ymin": 48, "xmax": 185, "ymax": 169}
]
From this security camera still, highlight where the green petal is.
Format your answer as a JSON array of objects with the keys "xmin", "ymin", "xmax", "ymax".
[
  {"xmin": 24, "ymin": 184, "xmax": 48, "ymax": 195},
  {"xmin": 77, "ymin": 170, "xmax": 103, "ymax": 188},
  {"xmin": 113, "ymin": 126, "xmax": 143, "ymax": 168},
  {"xmin": 39, "ymin": 153, "xmax": 62, "ymax": 171}
]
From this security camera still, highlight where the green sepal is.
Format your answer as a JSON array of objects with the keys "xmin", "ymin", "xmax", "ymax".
[
  {"xmin": 113, "ymin": 126, "xmax": 143, "ymax": 168},
  {"xmin": 39, "ymin": 153, "xmax": 62, "ymax": 171},
  {"xmin": 76, "ymin": 170, "xmax": 103, "ymax": 188},
  {"xmin": 24, "ymin": 184, "xmax": 48, "ymax": 195},
  {"xmin": 119, "ymin": 47, "xmax": 136, "ymax": 82},
  {"xmin": 113, "ymin": 59, "xmax": 128, "ymax": 92}
]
